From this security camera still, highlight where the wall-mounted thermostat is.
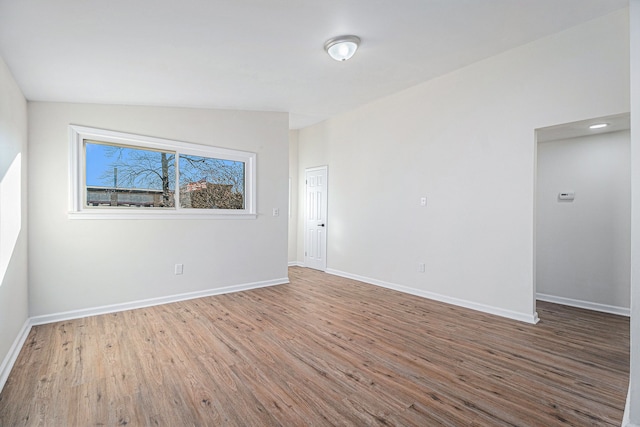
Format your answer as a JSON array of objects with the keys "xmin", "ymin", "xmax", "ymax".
[{"xmin": 558, "ymin": 191, "xmax": 575, "ymax": 201}]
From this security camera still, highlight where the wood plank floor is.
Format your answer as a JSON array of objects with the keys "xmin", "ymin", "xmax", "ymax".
[{"xmin": 0, "ymin": 267, "xmax": 630, "ymax": 426}]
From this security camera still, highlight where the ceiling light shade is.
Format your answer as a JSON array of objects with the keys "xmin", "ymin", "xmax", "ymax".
[
  {"xmin": 589, "ymin": 123, "xmax": 608, "ymax": 129},
  {"xmin": 324, "ymin": 35, "xmax": 361, "ymax": 61}
]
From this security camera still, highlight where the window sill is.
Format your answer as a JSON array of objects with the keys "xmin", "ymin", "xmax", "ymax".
[{"xmin": 68, "ymin": 210, "xmax": 258, "ymax": 220}]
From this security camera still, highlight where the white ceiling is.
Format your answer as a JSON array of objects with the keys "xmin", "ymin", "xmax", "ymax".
[{"xmin": 0, "ymin": 0, "xmax": 628, "ymax": 129}]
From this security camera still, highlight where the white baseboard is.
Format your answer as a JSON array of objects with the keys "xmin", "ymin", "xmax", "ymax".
[
  {"xmin": 30, "ymin": 277, "xmax": 289, "ymax": 326},
  {"xmin": 326, "ymin": 268, "xmax": 539, "ymax": 324},
  {"xmin": 0, "ymin": 319, "xmax": 32, "ymax": 393},
  {"xmin": 622, "ymin": 385, "xmax": 640, "ymax": 427},
  {"xmin": 536, "ymin": 293, "xmax": 630, "ymax": 317},
  {"xmin": 288, "ymin": 261, "xmax": 304, "ymax": 267}
]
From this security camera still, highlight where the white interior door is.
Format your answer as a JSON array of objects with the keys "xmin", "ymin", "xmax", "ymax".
[{"xmin": 305, "ymin": 166, "xmax": 327, "ymax": 271}]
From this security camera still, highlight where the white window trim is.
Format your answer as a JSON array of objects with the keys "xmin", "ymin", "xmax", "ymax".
[{"xmin": 69, "ymin": 125, "xmax": 257, "ymax": 220}]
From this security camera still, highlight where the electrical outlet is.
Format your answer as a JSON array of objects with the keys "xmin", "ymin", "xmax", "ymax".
[
  {"xmin": 420, "ymin": 197, "xmax": 427, "ymax": 207},
  {"xmin": 418, "ymin": 262, "xmax": 425, "ymax": 273},
  {"xmin": 175, "ymin": 264, "xmax": 184, "ymax": 275},
  {"xmin": 273, "ymin": 208, "xmax": 279, "ymax": 216}
]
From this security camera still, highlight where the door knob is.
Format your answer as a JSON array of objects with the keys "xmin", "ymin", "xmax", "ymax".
[{"xmin": 318, "ymin": 224, "xmax": 325, "ymax": 227}]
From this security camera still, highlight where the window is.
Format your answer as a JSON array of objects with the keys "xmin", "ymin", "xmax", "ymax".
[
  {"xmin": 178, "ymin": 154, "xmax": 245, "ymax": 210},
  {"xmin": 69, "ymin": 125, "xmax": 256, "ymax": 219}
]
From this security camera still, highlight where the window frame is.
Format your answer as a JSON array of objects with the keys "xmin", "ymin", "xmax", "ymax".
[{"xmin": 69, "ymin": 125, "xmax": 257, "ymax": 219}]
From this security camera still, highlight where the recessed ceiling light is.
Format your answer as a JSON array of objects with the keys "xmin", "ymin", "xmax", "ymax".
[{"xmin": 589, "ymin": 123, "xmax": 608, "ymax": 129}]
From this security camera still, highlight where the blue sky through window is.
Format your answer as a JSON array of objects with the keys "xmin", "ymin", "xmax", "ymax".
[
  {"xmin": 85, "ymin": 143, "xmax": 113, "ymax": 187},
  {"xmin": 86, "ymin": 142, "xmax": 244, "ymax": 193},
  {"xmin": 85, "ymin": 143, "xmax": 172, "ymax": 190}
]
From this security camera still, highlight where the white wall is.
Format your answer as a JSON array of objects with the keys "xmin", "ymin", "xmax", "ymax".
[
  {"xmin": 297, "ymin": 9, "xmax": 629, "ymax": 322},
  {"xmin": 28, "ymin": 102, "xmax": 289, "ymax": 317},
  {"xmin": 288, "ymin": 130, "xmax": 299, "ymax": 264},
  {"xmin": 627, "ymin": 1, "xmax": 640, "ymax": 425},
  {"xmin": 536, "ymin": 131, "xmax": 630, "ymax": 312},
  {"xmin": 0, "ymin": 55, "xmax": 28, "ymax": 388}
]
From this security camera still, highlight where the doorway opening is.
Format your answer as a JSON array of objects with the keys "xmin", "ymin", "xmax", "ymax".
[{"xmin": 534, "ymin": 113, "xmax": 631, "ymax": 318}]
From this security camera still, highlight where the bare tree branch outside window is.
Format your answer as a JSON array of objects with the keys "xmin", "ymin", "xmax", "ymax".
[{"xmin": 86, "ymin": 142, "xmax": 245, "ymax": 209}]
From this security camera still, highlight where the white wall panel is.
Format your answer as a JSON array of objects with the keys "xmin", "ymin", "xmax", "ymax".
[
  {"xmin": 297, "ymin": 9, "xmax": 630, "ymax": 321},
  {"xmin": 28, "ymin": 102, "xmax": 289, "ymax": 316},
  {"xmin": 288, "ymin": 131, "xmax": 299, "ymax": 263},
  {"xmin": 0, "ymin": 54, "xmax": 29, "ymax": 389},
  {"xmin": 627, "ymin": 1, "xmax": 640, "ymax": 424}
]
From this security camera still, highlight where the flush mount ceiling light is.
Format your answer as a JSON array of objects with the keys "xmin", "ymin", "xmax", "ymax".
[
  {"xmin": 589, "ymin": 123, "xmax": 609, "ymax": 129},
  {"xmin": 324, "ymin": 35, "xmax": 361, "ymax": 61}
]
